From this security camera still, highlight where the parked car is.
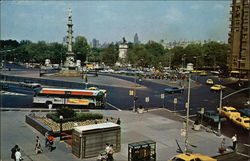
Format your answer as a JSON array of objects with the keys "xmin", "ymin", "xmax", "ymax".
[
  {"xmin": 200, "ymin": 71, "xmax": 208, "ymax": 76},
  {"xmin": 210, "ymin": 84, "xmax": 226, "ymax": 91},
  {"xmin": 217, "ymin": 106, "xmax": 241, "ymax": 119},
  {"xmin": 239, "ymin": 108, "xmax": 250, "ymax": 117},
  {"xmin": 164, "ymin": 87, "xmax": 184, "ymax": 94},
  {"xmin": 0, "ymin": 82, "xmax": 9, "ymax": 90},
  {"xmin": 169, "ymin": 153, "xmax": 217, "ymax": 161},
  {"xmin": 19, "ymin": 81, "xmax": 41, "ymax": 89},
  {"xmin": 206, "ymin": 79, "xmax": 214, "ymax": 85},
  {"xmin": 196, "ymin": 110, "xmax": 227, "ymax": 123}
]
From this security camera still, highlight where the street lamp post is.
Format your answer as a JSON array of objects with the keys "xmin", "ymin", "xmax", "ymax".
[
  {"xmin": 184, "ymin": 71, "xmax": 191, "ymax": 153},
  {"xmin": 182, "ymin": 54, "xmax": 186, "ymax": 70},
  {"xmin": 59, "ymin": 115, "xmax": 64, "ymax": 141},
  {"xmin": 133, "ymin": 73, "xmax": 137, "ymax": 112},
  {"xmin": 217, "ymin": 88, "xmax": 223, "ymax": 136}
]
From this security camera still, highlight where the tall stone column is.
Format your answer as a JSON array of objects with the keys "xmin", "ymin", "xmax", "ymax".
[{"xmin": 64, "ymin": 8, "xmax": 76, "ymax": 70}]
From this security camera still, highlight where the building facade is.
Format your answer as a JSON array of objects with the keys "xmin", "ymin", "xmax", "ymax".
[
  {"xmin": 134, "ymin": 33, "xmax": 140, "ymax": 44},
  {"xmin": 228, "ymin": 0, "xmax": 249, "ymax": 78}
]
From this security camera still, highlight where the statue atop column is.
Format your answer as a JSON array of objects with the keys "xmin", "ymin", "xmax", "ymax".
[{"xmin": 64, "ymin": 8, "xmax": 76, "ymax": 70}]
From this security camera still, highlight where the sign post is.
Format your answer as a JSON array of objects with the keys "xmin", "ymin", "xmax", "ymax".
[
  {"xmin": 145, "ymin": 97, "xmax": 150, "ymax": 108},
  {"xmin": 161, "ymin": 94, "xmax": 165, "ymax": 108},
  {"xmin": 173, "ymin": 98, "xmax": 178, "ymax": 113}
]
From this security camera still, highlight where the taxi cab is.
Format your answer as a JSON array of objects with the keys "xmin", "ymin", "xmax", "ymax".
[
  {"xmin": 231, "ymin": 116, "xmax": 250, "ymax": 130},
  {"xmin": 199, "ymin": 72, "xmax": 208, "ymax": 76},
  {"xmin": 206, "ymin": 79, "xmax": 214, "ymax": 85},
  {"xmin": 169, "ymin": 153, "xmax": 217, "ymax": 161},
  {"xmin": 191, "ymin": 70, "xmax": 202, "ymax": 73},
  {"xmin": 210, "ymin": 84, "xmax": 226, "ymax": 91},
  {"xmin": 217, "ymin": 106, "xmax": 241, "ymax": 119},
  {"xmin": 88, "ymin": 86, "xmax": 107, "ymax": 94}
]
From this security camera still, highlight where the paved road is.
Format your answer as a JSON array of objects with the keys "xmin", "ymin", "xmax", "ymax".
[{"xmin": 1, "ymin": 66, "xmax": 249, "ymax": 145}]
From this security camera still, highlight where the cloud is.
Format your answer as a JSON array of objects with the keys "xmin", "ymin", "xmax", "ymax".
[
  {"xmin": 164, "ymin": 7, "xmax": 184, "ymax": 24},
  {"xmin": 190, "ymin": 4, "xmax": 200, "ymax": 10}
]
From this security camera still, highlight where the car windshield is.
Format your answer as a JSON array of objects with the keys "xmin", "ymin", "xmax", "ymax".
[{"xmin": 171, "ymin": 157, "xmax": 185, "ymax": 161}]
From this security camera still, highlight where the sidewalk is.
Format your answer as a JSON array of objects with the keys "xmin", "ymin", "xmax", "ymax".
[{"xmin": 0, "ymin": 108, "xmax": 231, "ymax": 161}]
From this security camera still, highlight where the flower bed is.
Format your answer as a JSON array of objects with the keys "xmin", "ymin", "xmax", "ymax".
[{"xmin": 35, "ymin": 116, "xmax": 117, "ymax": 132}]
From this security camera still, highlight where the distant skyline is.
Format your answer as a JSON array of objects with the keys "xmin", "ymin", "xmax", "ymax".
[{"xmin": 1, "ymin": 1, "xmax": 231, "ymax": 44}]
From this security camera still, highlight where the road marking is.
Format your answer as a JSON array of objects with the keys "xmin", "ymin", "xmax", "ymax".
[
  {"xmin": 0, "ymin": 91, "xmax": 27, "ymax": 96},
  {"xmin": 106, "ymin": 102, "xmax": 122, "ymax": 111},
  {"xmin": 223, "ymin": 87, "xmax": 250, "ymax": 99}
]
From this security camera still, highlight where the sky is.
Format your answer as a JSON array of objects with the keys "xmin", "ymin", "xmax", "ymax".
[{"xmin": 1, "ymin": 0, "xmax": 231, "ymax": 44}]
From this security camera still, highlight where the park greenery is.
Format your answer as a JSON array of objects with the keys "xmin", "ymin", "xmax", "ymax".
[
  {"xmin": 0, "ymin": 36, "xmax": 229, "ymax": 70},
  {"xmin": 46, "ymin": 107, "xmax": 103, "ymax": 123}
]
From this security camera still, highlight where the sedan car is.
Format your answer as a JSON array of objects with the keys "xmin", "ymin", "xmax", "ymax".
[
  {"xmin": 19, "ymin": 81, "xmax": 41, "ymax": 88},
  {"xmin": 87, "ymin": 86, "xmax": 107, "ymax": 94},
  {"xmin": 169, "ymin": 153, "xmax": 217, "ymax": 161},
  {"xmin": 217, "ymin": 106, "xmax": 241, "ymax": 119},
  {"xmin": 206, "ymin": 79, "xmax": 214, "ymax": 85},
  {"xmin": 164, "ymin": 87, "xmax": 184, "ymax": 94},
  {"xmin": 210, "ymin": 84, "xmax": 226, "ymax": 91},
  {"xmin": 196, "ymin": 110, "xmax": 227, "ymax": 123},
  {"xmin": 231, "ymin": 116, "xmax": 250, "ymax": 130},
  {"xmin": 0, "ymin": 82, "xmax": 9, "ymax": 90}
]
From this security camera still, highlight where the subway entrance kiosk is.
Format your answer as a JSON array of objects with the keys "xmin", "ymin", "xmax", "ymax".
[{"xmin": 72, "ymin": 122, "xmax": 121, "ymax": 158}]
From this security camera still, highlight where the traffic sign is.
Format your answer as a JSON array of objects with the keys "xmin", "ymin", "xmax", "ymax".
[
  {"xmin": 200, "ymin": 107, "xmax": 205, "ymax": 114},
  {"xmin": 145, "ymin": 97, "xmax": 150, "ymax": 102},
  {"xmin": 174, "ymin": 98, "xmax": 178, "ymax": 104},
  {"xmin": 129, "ymin": 90, "xmax": 134, "ymax": 96},
  {"xmin": 160, "ymin": 94, "xmax": 165, "ymax": 99}
]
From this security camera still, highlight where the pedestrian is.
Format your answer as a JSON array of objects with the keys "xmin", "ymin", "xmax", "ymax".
[
  {"xmin": 35, "ymin": 136, "xmax": 42, "ymax": 154},
  {"xmin": 107, "ymin": 144, "xmax": 114, "ymax": 161},
  {"xmin": 116, "ymin": 118, "xmax": 121, "ymax": 125},
  {"xmin": 232, "ymin": 134, "xmax": 237, "ymax": 151},
  {"xmin": 221, "ymin": 138, "xmax": 226, "ymax": 149},
  {"xmin": 45, "ymin": 131, "xmax": 49, "ymax": 147},
  {"xmin": 15, "ymin": 148, "xmax": 23, "ymax": 161},
  {"xmin": 105, "ymin": 143, "xmax": 110, "ymax": 154},
  {"xmin": 11, "ymin": 145, "xmax": 19, "ymax": 161},
  {"xmin": 48, "ymin": 135, "xmax": 54, "ymax": 152}
]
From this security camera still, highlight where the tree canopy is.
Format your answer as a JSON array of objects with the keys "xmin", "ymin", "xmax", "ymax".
[{"xmin": 1, "ymin": 38, "xmax": 229, "ymax": 70}]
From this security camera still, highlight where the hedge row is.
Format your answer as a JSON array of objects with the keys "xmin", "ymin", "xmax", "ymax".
[{"xmin": 46, "ymin": 112, "xmax": 103, "ymax": 123}]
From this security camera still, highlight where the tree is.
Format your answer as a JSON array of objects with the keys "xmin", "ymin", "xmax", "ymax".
[
  {"xmin": 73, "ymin": 36, "xmax": 90, "ymax": 63},
  {"xmin": 100, "ymin": 44, "xmax": 118, "ymax": 66},
  {"xmin": 202, "ymin": 41, "xmax": 229, "ymax": 69}
]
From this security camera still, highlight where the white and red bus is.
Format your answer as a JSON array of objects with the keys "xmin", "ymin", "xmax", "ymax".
[{"xmin": 33, "ymin": 87, "xmax": 106, "ymax": 108}]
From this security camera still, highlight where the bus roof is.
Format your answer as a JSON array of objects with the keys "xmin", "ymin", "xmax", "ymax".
[{"xmin": 37, "ymin": 87, "xmax": 103, "ymax": 96}]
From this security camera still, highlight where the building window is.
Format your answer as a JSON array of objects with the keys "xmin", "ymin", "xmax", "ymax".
[
  {"xmin": 240, "ymin": 63, "xmax": 245, "ymax": 68},
  {"xmin": 234, "ymin": 28, "xmax": 240, "ymax": 32}
]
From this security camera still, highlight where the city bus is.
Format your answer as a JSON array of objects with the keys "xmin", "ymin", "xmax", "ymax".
[{"xmin": 33, "ymin": 87, "xmax": 106, "ymax": 109}]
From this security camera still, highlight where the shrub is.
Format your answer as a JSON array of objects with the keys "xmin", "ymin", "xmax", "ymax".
[
  {"xmin": 56, "ymin": 107, "xmax": 76, "ymax": 119},
  {"xmin": 46, "ymin": 111, "xmax": 103, "ymax": 123}
]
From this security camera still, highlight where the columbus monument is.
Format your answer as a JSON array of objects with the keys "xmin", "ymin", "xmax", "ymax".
[{"xmin": 64, "ymin": 8, "xmax": 76, "ymax": 70}]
